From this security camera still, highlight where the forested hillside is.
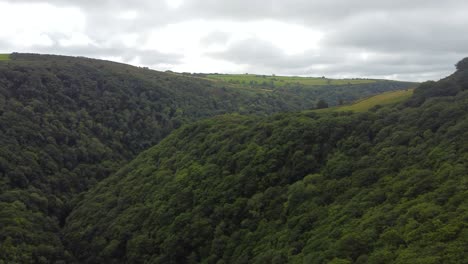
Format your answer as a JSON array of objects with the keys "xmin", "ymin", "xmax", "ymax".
[
  {"xmin": 0, "ymin": 53, "xmax": 294, "ymax": 262},
  {"xmin": 65, "ymin": 59, "xmax": 468, "ymax": 263},
  {"xmin": 202, "ymin": 73, "xmax": 414, "ymax": 108},
  {"xmin": 0, "ymin": 53, "xmax": 412, "ymax": 263}
]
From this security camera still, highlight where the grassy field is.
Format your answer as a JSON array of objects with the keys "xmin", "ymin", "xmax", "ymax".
[
  {"xmin": 0, "ymin": 54, "xmax": 10, "ymax": 61},
  {"xmin": 205, "ymin": 74, "xmax": 376, "ymax": 87},
  {"xmin": 313, "ymin": 89, "xmax": 415, "ymax": 113}
]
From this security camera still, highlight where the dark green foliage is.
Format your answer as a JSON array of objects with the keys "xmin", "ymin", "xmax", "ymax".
[
  {"xmin": 65, "ymin": 63, "xmax": 468, "ymax": 263},
  {"xmin": 407, "ymin": 58, "xmax": 468, "ymax": 106},
  {"xmin": 407, "ymin": 80, "xmax": 460, "ymax": 106},
  {"xmin": 455, "ymin": 57, "xmax": 468, "ymax": 70},
  {"xmin": 3, "ymin": 53, "xmax": 407, "ymax": 262},
  {"xmin": 316, "ymin": 99, "xmax": 329, "ymax": 109},
  {"xmin": 0, "ymin": 54, "xmax": 464, "ymax": 263},
  {"xmin": 269, "ymin": 80, "xmax": 415, "ymax": 108}
]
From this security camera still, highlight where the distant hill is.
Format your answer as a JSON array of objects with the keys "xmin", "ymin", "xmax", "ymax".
[
  {"xmin": 65, "ymin": 59, "xmax": 468, "ymax": 263},
  {"xmin": 204, "ymin": 73, "xmax": 377, "ymax": 86},
  {"xmin": 198, "ymin": 73, "xmax": 416, "ymax": 108}
]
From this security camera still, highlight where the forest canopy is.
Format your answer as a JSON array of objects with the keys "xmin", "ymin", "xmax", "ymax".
[
  {"xmin": 65, "ymin": 58, "xmax": 468, "ymax": 263},
  {"xmin": 0, "ymin": 54, "xmax": 465, "ymax": 263}
]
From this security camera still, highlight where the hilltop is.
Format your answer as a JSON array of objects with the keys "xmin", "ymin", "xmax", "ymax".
[{"xmin": 204, "ymin": 73, "xmax": 376, "ymax": 87}]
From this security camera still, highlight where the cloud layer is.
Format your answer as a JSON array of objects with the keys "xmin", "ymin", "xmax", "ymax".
[{"xmin": 0, "ymin": 0, "xmax": 467, "ymax": 81}]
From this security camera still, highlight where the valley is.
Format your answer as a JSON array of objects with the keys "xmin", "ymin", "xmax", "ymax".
[{"xmin": 0, "ymin": 54, "xmax": 466, "ymax": 263}]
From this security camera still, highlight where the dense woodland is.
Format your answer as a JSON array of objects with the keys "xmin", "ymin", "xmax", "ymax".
[
  {"xmin": 0, "ymin": 54, "xmax": 464, "ymax": 263},
  {"xmin": 0, "ymin": 53, "xmax": 313, "ymax": 263},
  {"xmin": 66, "ymin": 59, "xmax": 468, "ymax": 263}
]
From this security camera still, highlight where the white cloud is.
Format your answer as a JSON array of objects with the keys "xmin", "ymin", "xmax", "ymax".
[
  {"xmin": 143, "ymin": 19, "xmax": 322, "ymax": 72},
  {"xmin": 58, "ymin": 33, "xmax": 94, "ymax": 47},
  {"xmin": 166, "ymin": 0, "xmax": 184, "ymax": 9},
  {"xmin": 118, "ymin": 10, "xmax": 139, "ymax": 20},
  {"xmin": 0, "ymin": 0, "xmax": 466, "ymax": 81},
  {"xmin": 0, "ymin": 2, "xmax": 85, "ymax": 48}
]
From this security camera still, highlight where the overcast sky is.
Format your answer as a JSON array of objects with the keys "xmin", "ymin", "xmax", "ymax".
[{"xmin": 0, "ymin": 0, "xmax": 467, "ymax": 81}]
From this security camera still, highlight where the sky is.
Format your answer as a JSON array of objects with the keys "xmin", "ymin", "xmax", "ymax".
[{"xmin": 0, "ymin": 0, "xmax": 467, "ymax": 81}]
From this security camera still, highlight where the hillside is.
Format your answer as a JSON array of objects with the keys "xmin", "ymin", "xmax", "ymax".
[
  {"xmin": 65, "ymin": 59, "xmax": 468, "ymax": 263},
  {"xmin": 0, "ymin": 54, "xmax": 10, "ymax": 61},
  {"xmin": 313, "ymin": 89, "xmax": 415, "ymax": 113},
  {"xmin": 0, "ymin": 53, "xmax": 414, "ymax": 262},
  {"xmin": 0, "ymin": 53, "xmax": 297, "ymax": 262},
  {"xmin": 201, "ymin": 73, "xmax": 415, "ymax": 107},
  {"xmin": 205, "ymin": 74, "xmax": 376, "ymax": 87}
]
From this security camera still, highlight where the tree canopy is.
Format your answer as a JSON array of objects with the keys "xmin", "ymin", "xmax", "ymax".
[
  {"xmin": 0, "ymin": 54, "xmax": 464, "ymax": 263},
  {"xmin": 65, "ymin": 59, "xmax": 468, "ymax": 263},
  {"xmin": 0, "ymin": 53, "xmax": 412, "ymax": 262}
]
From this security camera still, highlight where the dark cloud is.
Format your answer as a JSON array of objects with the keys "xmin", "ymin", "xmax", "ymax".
[
  {"xmin": 324, "ymin": 10, "xmax": 468, "ymax": 54},
  {"xmin": 178, "ymin": 0, "xmax": 467, "ymax": 25}
]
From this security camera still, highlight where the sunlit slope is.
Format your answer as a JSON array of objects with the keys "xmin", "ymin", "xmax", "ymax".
[
  {"xmin": 0, "ymin": 53, "xmax": 10, "ymax": 61},
  {"xmin": 313, "ymin": 89, "xmax": 414, "ymax": 113},
  {"xmin": 205, "ymin": 74, "xmax": 376, "ymax": 87}
]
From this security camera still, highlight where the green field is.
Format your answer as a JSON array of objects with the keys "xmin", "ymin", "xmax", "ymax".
[
  {"xmin": 0, "ymin": 53, "xmax": 10, "ymax": 61},
  {"xmin": 205, "ymin": 74, "xmax": 376, "ymax": 87},
  {"xmin": 314, "ymin": 89, "xmax": 414, "ymax": 113}
]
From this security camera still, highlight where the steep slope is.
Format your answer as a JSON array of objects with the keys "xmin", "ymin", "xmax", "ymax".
[
  {"xmin": 202, "ymin": 73, "xmax": 415, "ymax": 108},
  {"xmin": 313, "ymin": 89, "xmax": 414, "ymax": 113},
  {"xmin": 0, "ymin": 53, "xmax": 412, "ymax": 262},
  {"xmin": 65, "ymin": 60, "xmax": 468, "ymax": 263},
  {"xmin": 0, "ymin": 53, "xmax": 300, "ymax": 262}
]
